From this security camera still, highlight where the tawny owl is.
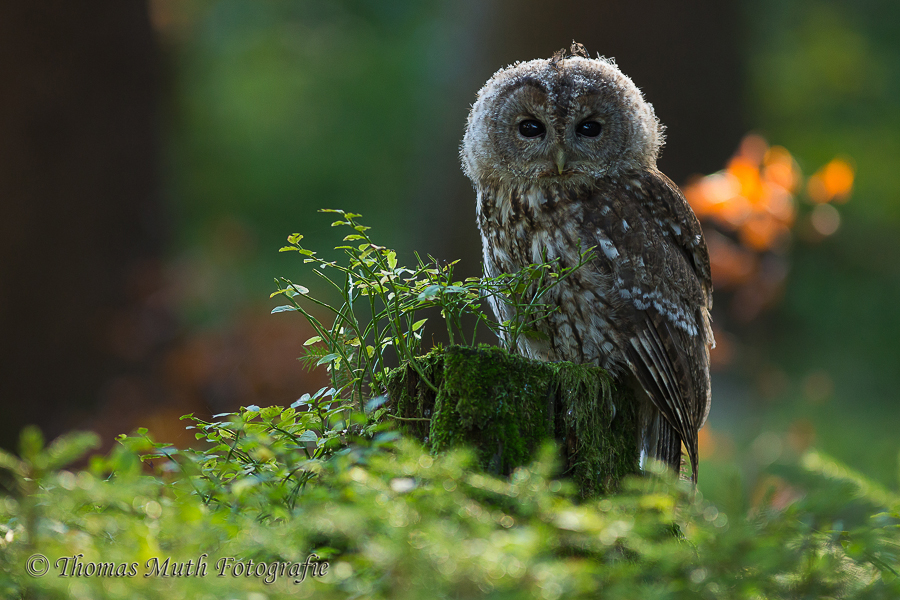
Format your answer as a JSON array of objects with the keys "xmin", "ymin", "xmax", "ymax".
[{"xmin": 460, "ymin": 45, "xmax": 714, "ymax": 482}]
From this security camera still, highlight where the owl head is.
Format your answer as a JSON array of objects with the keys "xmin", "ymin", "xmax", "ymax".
[{"xmin": 461, "ymin": 49, "xmax": 664, "ymax": 187}]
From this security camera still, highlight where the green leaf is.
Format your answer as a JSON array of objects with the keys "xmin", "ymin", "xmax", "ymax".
[
  {"xmin": 260, "ymin": 406, "xmax": 282, "ymax": 421},
  {"xmin": 271, "ymin": 305, "xmax": 296, "ymax": 314},
  {"xmin": 387, "ymin": 251, "xmax": 397, "ymax": 270},
  {"xmin": 0, "ymin": 448, "xmax": 24, "ymax": 477},
  {"xmin": 411, "ymin": 318, "xmax": 427, "ymax": 331},
  {"xmin": 419, "ymin": 285, "xmax": 442, "ymax": 300},
  {"xmin": 365, "ymin": 395, "xmax": 389, "ymax": 413},
  {"xmin": 18, "ymin": 425, "xmax": 44, "ymax": 461},
  {"xmin": 312, "ymin": 386, "xmax": 334, "ymax": 399},
  {"xmin": 44, "ymin": 432, "xmax": 101, "ymax": 471},
  {"xmin": 287, "ymin": 233, "xmax": 303, "ymax": 244},
  {"xmin": 303, "ymin": 336, "xmax": 322, "ymax": 346},
  {"xmin": 297, "ymin": 430, "xmax": 319, "ymax": 442},
  {"xmin": 292, "ymin": 393, "xmax": 312, "ymax": 408},
  {"xmin": 316, "ymin": 353, "xmax": 341, "ymax": 365}
]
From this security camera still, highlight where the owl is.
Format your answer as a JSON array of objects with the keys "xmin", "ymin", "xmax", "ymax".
[{"xmin": 460, "ymin": 44, "xmax": 714, "ymax": 482}]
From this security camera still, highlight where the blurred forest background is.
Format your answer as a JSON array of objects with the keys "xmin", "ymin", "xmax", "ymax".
[{"xmin": 1, "ymin": 0, "xmax": 898, "ymax": 510}]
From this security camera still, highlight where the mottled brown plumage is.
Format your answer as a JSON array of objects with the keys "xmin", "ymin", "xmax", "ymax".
[{"xmin": 461, "ymin": 45, "xmax": 714, "ymax": 481}]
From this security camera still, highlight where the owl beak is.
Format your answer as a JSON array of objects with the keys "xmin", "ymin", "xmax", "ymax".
[{"xmin": 555, "ymin": 150, "xmax": 566, "ymax": 175}]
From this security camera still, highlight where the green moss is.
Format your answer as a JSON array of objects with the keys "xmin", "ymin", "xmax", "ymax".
[
  {"xmin": 386, "ymin": 345, "xmax": 639, "ymax": 496},
  {"xmin": 385, "ymin": 347, "xmax": 445, "ymax": 441},
  {"xmin": 433, "ymin": 345, "xmax": 556, "ymax": 475}
]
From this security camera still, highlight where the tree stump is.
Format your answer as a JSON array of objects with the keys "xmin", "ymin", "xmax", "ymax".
[{"xmin": 386, "ymin": 345, "xmax": 639, "ymax": 497}]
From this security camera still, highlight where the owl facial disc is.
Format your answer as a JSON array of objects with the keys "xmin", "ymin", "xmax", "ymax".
[{"xmin": 461, "ymin": 53, "xmax": 664, "ymax": 188}]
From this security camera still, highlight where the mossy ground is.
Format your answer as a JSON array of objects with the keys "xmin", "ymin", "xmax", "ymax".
[{"xmin": 386, "ymin": 345, "xmax": 639, "ymax": 496}]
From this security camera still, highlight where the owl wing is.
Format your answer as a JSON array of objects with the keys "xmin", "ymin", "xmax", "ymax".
[
  {"xmin": 582, "ymin": 169, "xmax": 713, "ymax": 480},
  {"xmin": 639, "ymin": 169, "xmax": 714, "ymax": 430},
  {"xmin": 645, "ymin": 170, "xmax": 714, "ymax": 311}
]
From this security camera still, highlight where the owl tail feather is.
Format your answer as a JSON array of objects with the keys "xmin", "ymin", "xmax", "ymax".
[{"xmin": 640, "ymin": 411, "xmax": 691, "ymax": 482}]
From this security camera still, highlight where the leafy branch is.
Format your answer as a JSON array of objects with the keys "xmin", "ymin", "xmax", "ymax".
[{"xmin": 272, "ymin": 209, "xmax": 595, "ymax": 410}]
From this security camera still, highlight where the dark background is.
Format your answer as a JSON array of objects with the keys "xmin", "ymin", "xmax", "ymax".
[{"xmin": 1, "ymin": 0, "xmax": 897, "ymax": 509}]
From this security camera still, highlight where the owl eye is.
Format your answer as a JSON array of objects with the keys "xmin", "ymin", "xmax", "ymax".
[
  {"xmin": 577, "ymin": 121, "xmax": 603, "ymax": 137},
  {"xmin": 518, "ymin": 119, "xmax": 546, "ymax": 138}
]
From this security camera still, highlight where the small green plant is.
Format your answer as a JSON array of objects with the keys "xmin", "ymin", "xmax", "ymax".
[
  {"xmin": 272, "ymin": 209, "xmax": 594, "ymax": 410},
  {"xmin": 134, "ymin": 404, "xmax": 398, "ymax": 516},
  {"xmin": 1, "ymin": 423, "xmax": 898, "ymax": 600}
]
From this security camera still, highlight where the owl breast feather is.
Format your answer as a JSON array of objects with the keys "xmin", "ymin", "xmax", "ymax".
[{"xmin": 476, "ymin": 171, "xmax": 711, "ymax": 376}]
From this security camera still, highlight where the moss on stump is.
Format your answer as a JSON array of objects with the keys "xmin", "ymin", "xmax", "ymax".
[{"xmin": 385, "ymin": 345, "xmax": 639, "ymax": 497}]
